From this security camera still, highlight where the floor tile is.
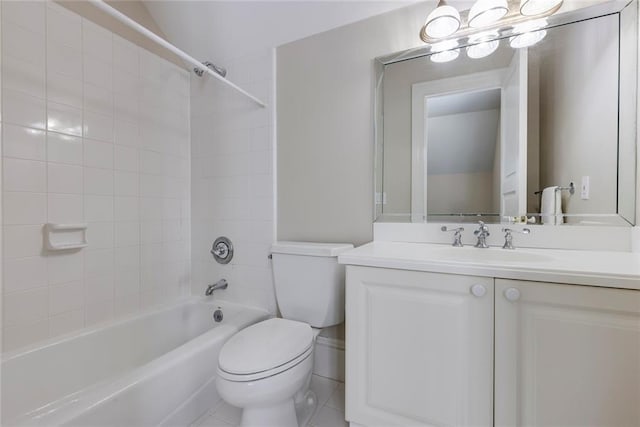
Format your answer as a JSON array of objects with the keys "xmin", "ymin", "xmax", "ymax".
[
  {"xmin": 309, "ymin": 405, "xmax": 348, "ymax": 427},
  {"xmin": 309, "ymin": 375, "xmax": 340, "ymax": 408},
  {"xmin": 325, "ymin": 383, "xmax": 345, "ymax": 413},
  {"xmin": 211, "ymin": 400, "xmax": 242, "ymax": 426}
]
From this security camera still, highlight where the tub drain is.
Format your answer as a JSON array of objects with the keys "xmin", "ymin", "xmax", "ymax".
[{"xmin": 213, "ymin": 309, "xmax": 223, "ymax": 323}]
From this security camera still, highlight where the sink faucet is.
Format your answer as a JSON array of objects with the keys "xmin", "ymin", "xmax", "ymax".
[
  {"xmin": 206, "ymin": 279, "xmax": 228, "ymax": 296},
  {"xmin": 474, "ymin": 221, "xmax": 490, "ymax": 248}
]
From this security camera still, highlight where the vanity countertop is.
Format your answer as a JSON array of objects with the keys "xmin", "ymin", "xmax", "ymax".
[{"xmin": 338, "ymin": 242, "xmax": 640, "ymax": 290}]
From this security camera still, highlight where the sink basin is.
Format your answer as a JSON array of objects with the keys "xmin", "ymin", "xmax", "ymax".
[{"xmin": 430, "ymin": 246, "xmax": 553, "ymax": 264}]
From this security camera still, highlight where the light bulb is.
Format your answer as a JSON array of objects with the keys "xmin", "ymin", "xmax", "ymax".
[
  {"xmin": 431, "ymin": 49, "xmax": 460, "ymax": 63},
  {"xmin": 424, "ymin": 1, "xmax": 461, "ymax": 39},
  {"xmin": 520, "ymin": 0, "xmax": 563, "ymax": 16},
  {"xmin": 468, "ymin": 0, "xmax": 509, "ymax": 28}
]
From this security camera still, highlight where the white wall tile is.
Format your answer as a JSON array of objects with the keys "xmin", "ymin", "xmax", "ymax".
[
  {"xmin": 115, "ymin": 221, "xmax": 140, "ymax": 247},
  {"xmin": 84, "ymin": 111, "xmax": 113, "ymax": 142},
  {"xmin": 84, "ymin": 248, "xmax": 115, "ymax": 278},
  {"xmin": 82, "ymin": 20, "xmax": 112, "ymax": 62},
  {"xmin": 2, "ymin": 22, "xmax": 45, "ymax": 67},
  {"xmin": 47, "ymin": 2, "xmax": 82, "ymax": 50},
  {"xmin": 47, "ymin": 132, "xmax": 83, "ymax": 165},
  {"xmin": 84, "ymin": 168, "xmax": 114, "ymax": 195},
  {"xmin": 49, "ymin": 309, "xmax": 84, "ymax": 337},
  {"xmin": 87, "ymin": 222, "xmax": 114, "ymax": 249},
  {"xmin": 3, "ymin": 192, "xmax": 47, "ymax": 225},
  {"xmin": 3, "ymin": 89, "xmax": 46, "ymax": 129},
  {"xmin": 47, "ymin": 71, "xmax": 83, "ymax": 109},
  {"xmin": 83, "ymin": 57, "xmax": 113, "ymax": 91},
  {"xmin": 2, "ymin": 54, "xmax": 46, "ymax": 99},
  {"xmin": 4, "ymin": 256, "xmax": 47, "ymax": 293},
  {"xmin": 84, "ymin": 195, "xmax": 114, "ymax": 222},
  {"xmin": 49, "ymin": 281, "xmax": 84, "ymax": 315},
  {"xmin": 113, "ymin": 36, "xmax": 138, "ymax": 75},
  {"xmin": 84, "ymin": 274, "xmax": 115, "ymax": 308},
  {"xmin": 3, "ymin": 1, "xmax": 45, "ymax": 34},
  {"xmin": 114, "ymin": 144, "xmax": 139, "ymax": 171},
  {"xmin": 3, "ymin": 225, "xmax": 44, "ymax": 259},
  {"xmin": 115, "ymin": 197, "xmax": 139, "ymax": 221},
  {"xmin": 4, "ymin": 287, "xmax": 49, "ymax": 326},
  {"xmin": 47, "ymin": 40, "xmax": 81, "ymax": 79},
  {"xmin": 3, "ymin": 158, "xmax": 46, "ymax": 192},
  {"xmin": 1, "ymin": 5, "xmax": 191, "ymax": 349},
  {"xmin": 47, "ymin": 193, "xmax": 83, "ymax": 224},
  {"xmin": 3, "ymin": 320, "xmax": 49, "ymax": 353},
  {"xmin": 84, "ymin": 83, "xmax": 113, "ymax": 116},
  {"xmin": 3, "ymin": 124, "xmax": 46, "ymax": 161},
  {"xmin": 47, "ymin": 101, "xmax": 82, "ymax": 136},
  {"xmin": 84, "ymin": 140, "xmax": 114, "ymax": 169},
  {"xmin": 114, "ymin": 171, "xmax": 139, "ymax": 196},
  {"xmin": 48, "ymin": 163, "xmax": 83, "ymax": 194}
]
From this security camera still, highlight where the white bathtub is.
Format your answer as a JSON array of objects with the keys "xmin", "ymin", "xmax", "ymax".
[{"xmin": 1, "ymin": 298, "xmax": 270, "ymax": 426}]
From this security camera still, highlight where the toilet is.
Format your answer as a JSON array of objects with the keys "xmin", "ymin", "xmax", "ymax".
[{"xmin": 215, "ymin": 241, "xmax": 353, "ymax": 427}]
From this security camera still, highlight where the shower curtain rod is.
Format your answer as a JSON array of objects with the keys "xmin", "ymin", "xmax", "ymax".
[{"xmin": 88, "ymin": 0, "xmax": 267, "ymax": 108}]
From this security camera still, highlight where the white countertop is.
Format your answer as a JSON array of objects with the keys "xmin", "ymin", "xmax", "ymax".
[{"xmin": 338, "ymin": 242, "xmax": 640, "ymax": 290}]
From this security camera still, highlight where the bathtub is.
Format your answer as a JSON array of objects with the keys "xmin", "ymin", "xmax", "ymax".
[{"xmin": 1, "ymin": 297, "xmax": 270, "ymax": 426}]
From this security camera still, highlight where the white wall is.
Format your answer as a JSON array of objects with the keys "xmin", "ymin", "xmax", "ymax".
[
  {"xmin": 190, "ymin": 49, "xmax": 277, "ymax": 314},
  {"xmin": 1, "ymin": 2, "xmax": 191, "ymax": 352}
]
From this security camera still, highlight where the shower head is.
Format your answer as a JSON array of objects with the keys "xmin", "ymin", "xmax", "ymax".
[{"xmin": 194, "ymin": 61, "xmax": 227, "ymax": 78}]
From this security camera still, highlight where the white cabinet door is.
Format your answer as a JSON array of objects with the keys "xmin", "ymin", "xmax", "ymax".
[
  {"xmin": 345, "ymin": 266, "xmax": 493, "ymax": 427},
  {"xmin": 495, "ymin": 279, "xmax": 640, "ymax": 427}
]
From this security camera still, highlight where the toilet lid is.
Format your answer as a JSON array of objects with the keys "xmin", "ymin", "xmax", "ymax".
[{"xmin": 219, "ymin": 318, "xmax": 313, "ymax": 376}]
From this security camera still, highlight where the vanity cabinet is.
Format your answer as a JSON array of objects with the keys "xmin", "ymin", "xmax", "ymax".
[
  {"xmin": 345, "ymin": 266, "xmax": 494, "ymax": 427},
  {"xmin": 345, "ymin": 267, "xmax": 640, "ymax": 427},
  {"xmin": 494, "ymin": 279, "xmax": 640, "ymax": 427}
]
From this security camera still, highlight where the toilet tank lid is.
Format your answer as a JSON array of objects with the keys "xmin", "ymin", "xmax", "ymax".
[{"xmin": 271, "ymin": 241, "xmax": 354, "ymax": 257}]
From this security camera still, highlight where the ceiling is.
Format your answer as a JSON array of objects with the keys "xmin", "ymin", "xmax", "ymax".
[{"xmin": 143, "ymin": 0, "xmax": 426, "ymax": 64}]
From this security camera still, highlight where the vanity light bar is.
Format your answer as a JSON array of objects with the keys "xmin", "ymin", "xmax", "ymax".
[{"xmin": 420, "ymin": 0, "xmax": 563, "ymax": 44}]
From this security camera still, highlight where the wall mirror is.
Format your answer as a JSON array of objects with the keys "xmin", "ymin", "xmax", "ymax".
[{"xmin": 374, "ymin": 0, "xmax": 637, "ymax": 226}]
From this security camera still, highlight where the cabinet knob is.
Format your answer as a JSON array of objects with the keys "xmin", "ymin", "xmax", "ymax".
[
  {"xmin": 504, "ymin": 287, "xmax": 521, "ymax": 302},
  {"xmin": 470, "ymin": 284, "xmax": 487, "ymax": 297}
]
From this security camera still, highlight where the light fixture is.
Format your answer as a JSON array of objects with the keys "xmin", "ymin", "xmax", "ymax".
[
  {"xmin": 431, "ymin": 49, "xmax": 460, "ymax": 63},
  {"xmin": 520, "ymin": 0, "xmax": 563, "ymax": 16},
  {"xmin": 423, "ymin": 0, "xmax": 461, "ymax": 39},
  {"xmin": 468, "ymin": 0, "xmax": 509, "ymax": 28},
  {"xmin": 467, "ymin": 31, "xmax": 500, "ymax": 58},
  {"xmin": 510, "ymin": 19, "xmax": 548, "ymax": 48},
  {"xmin": 431, "ymin": 39, "xmax": 459, "ymax": 53}
]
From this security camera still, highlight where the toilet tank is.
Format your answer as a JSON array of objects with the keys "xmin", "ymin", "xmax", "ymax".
[{"xmin": 271, "ymin": 241, "xmax": 354, "ymax": 328}]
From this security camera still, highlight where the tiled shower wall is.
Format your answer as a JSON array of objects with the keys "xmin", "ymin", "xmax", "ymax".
[
  {"xmin": 1, "ymin": 2, "xmax": 191, "ymax": 352},
  {"xmin": 190, "ymin": 50, "xmax": 276, "ymax": 314}
]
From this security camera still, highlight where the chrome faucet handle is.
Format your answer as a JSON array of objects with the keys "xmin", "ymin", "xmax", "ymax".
[
  {"xmin": 441, "ymin": 226, "xmax": 464, "ymax": 247},
  {"xmin": 501, "ymin": 228, "xmax": 531, "ymax": 250}
]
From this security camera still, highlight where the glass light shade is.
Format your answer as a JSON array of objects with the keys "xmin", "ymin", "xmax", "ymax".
[
  {"xmin": 467, "ymin": 39, "xmax": 500, "ymax": 58},
  {"xmin": 468, "ymin": 0, "xmax": 509, "ymax": 28},
  {"xmin": 510, "ymin": 29, "xmax": 547, "ymax": 48},
  {"xmin": 431, "ymin": 39, "xmax": 459, "ymax": 53},
  {"xmin": 431, "ymin": 49, "xmax": 460, "ymax": 63},
  {"xmin": 520, "ymin": 0, "xmax": 563, "ymax": 16},
  {"xmin": 424, "ymin": 3, "xmax": 461, "ymax": 38}
]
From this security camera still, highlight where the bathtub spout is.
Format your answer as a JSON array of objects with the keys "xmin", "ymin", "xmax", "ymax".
[{"xmin": 206, "ymin": 279, "xmax": 228, "ymax": 296}]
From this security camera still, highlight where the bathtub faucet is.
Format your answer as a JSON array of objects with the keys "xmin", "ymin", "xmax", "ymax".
[{"xmin": 206, "ymin": 279, "xmax": 228, "ymax": 296}]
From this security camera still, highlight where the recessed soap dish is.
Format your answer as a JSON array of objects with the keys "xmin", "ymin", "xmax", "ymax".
[{"xmin": 45, "ymin": 223, "xmax": 88, "ymax": 251}]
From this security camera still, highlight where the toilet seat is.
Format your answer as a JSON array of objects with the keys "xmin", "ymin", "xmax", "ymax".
[{"xmin": 218, "ymin": 318, "xmax": 313, "ymax": 382}]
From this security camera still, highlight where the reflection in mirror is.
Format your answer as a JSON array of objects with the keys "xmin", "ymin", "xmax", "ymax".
[
  {"xmin": 376, "ymin": 2, "xmax": 637, "ymax": 226},
  {"xmin": 427, "ymin": 89, "xmax": 502, "ymax": 217}
]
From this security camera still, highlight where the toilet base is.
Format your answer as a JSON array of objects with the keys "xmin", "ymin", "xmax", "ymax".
[{"xmin": 240, "ymin": 390, "xmax": 316, "ymax": 427}]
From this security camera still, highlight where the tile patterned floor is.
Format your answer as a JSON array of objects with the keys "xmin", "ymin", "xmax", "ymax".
[{"xmin": 191, "ymin": 375, "xmax": 347, "ymax": 427}]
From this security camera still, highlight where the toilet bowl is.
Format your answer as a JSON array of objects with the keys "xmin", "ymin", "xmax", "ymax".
[
  {"xmin": 215, "ymin": 241, "xmax": 353, "ymax": 427},
  {"xmin": 216, "ymin": 318, "xmax": 318, "ymax": 427}
]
